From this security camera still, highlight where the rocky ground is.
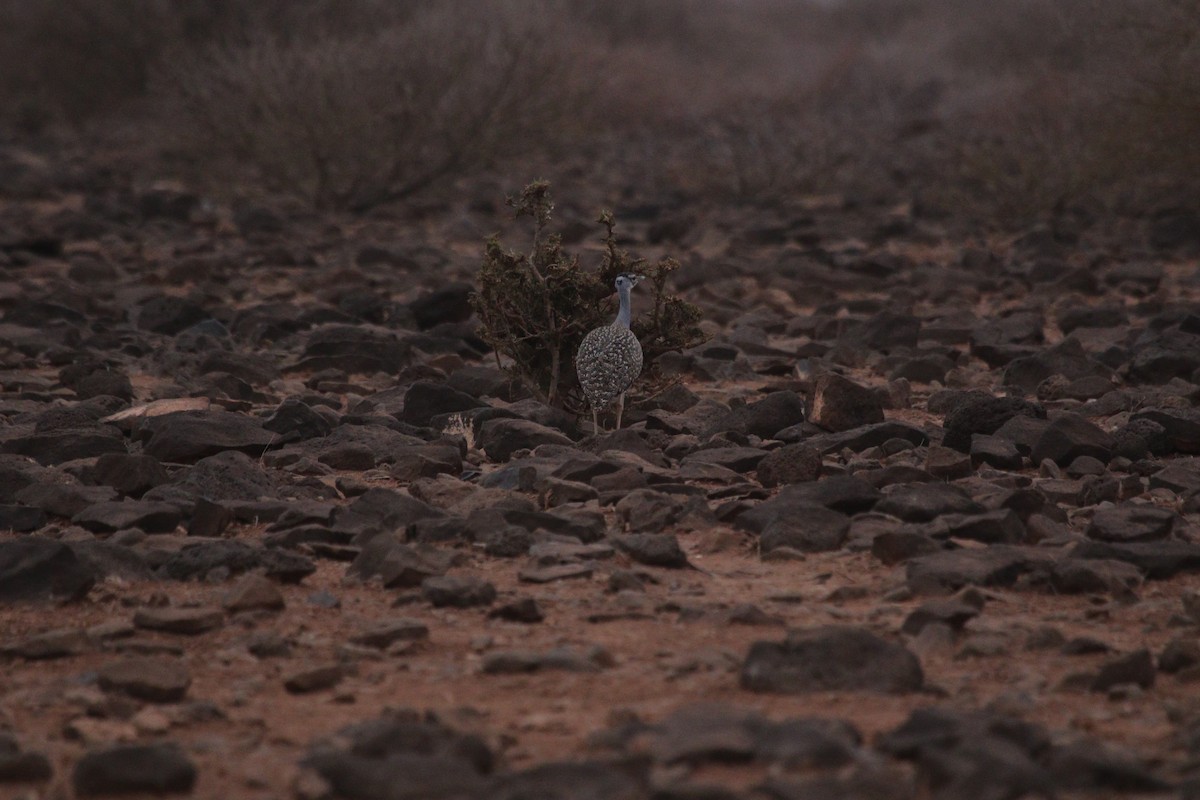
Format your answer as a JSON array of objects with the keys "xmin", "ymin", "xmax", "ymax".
[{"xmin": 3, "ymin": 148, "xmax": 1200, "ymax": 799}]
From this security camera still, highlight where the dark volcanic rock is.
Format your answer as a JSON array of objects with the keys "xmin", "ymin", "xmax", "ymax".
[
  {"xmin": 942, "ymin": 395, "xmax": 1045, "ymax": 452},
  {"xmin": 796, "ymin": 421, "xmax": 930, "ymax": 454},
  {"xmin": 901, "ymin": 597, "xmax": 982, "ymax": 635},
  {"xmin": 348, "ymin": 539, "xmax": 455, "ymax": 588},
  {"xmin": 1087, "ymin": 506, "xmax": 1176, "ymax": 543},
  {"xmin": 479, "ymin": 418, "xmax": 573, "ymax": 462},
  {"xmin": 1070, "ymin": 540, "xmax": 1200, "ymax": 579},
  {"xmin": 613, "ymin": 533, "xmax": 690, "ymax": 568},
  {"xmin": 756, "ymin": 443, "xmax": 822, "ymax": 487},
  {"xmin": 1029, "ymin": 413, "xmax": 1113, "ymax": 467},
  {"xmin": 1091, "ymin": 649, "xmax": 1156, "ymax": 691},
  {"xmin": 73, "ymin": 743, "xmax": 196, "ymax": 796},
  {"xmin": 737, "ymin": 478, "xmax": 878, "ymax": 534},
  {"xmin": 1044, "ymin": 559, "xmax": 1143, "ymax": 595},
  {"xmin": 741, "ymin": 627, "xmax": 923, "ymax": 694},
  {"xmin": 906, "ymin": 547, "xmax": 1041, "ymax": 594},
  {"xmin": 421, "ymin": 575, "xmax": 497, "ymax": 608},
  {"xmin": 410, "ymin": 283, "xmax": 474, "ymax": 329},
  {"xmin": 806, "ymin": 373, "xmax": 884, "ymax": 432},
  {"xmin": 263, "ymin": 398, "xmax": 333, "ymax": 442},
  {"xmin": 680, "ymin": 446, "xmax": 766, "ymax": 473},
  {"xmin": 0, "ymin": 504, "xmax": 46, "ymax": 532},
  {"xmin": 1130, "ymin": 408, "xmax": 1200, "ymax": 454},
  {"xmin": 874, "ymin": 483, "xmax": 984, "ymax": 522},
  {"xmin": 158, "ymin": 540, "xmax": 315, "ymax": 583},
  {"xmin": 97, "ymin": 657, "xmax": 191, "ymax": 703},
  {"xmin": 0, "ymin": 538, "xmax": 94, "ymax": 603},
  {"xmin": 1003, "ymin": 338, "xmax": 1112, "ymax": 393},
  {"xmin": 401, "ymin": 381, "xmax": 483, "ymax": 427},
  {"xmin": 297, "ymin": 324, "xmax": 412, "ymax": 374},
  {"xmin": 302, "ymin": 713, "xmax": 492, "ymax": 798},
  {"xmin": 971, "ymin": 433, "xmax": 1024, "ymax": 469},
  {"xmin": 140, "ymin": 411, "xmax": 275, "ymax": 463},
  {"xmin": 284, "ymin": 663, "xmax": 344, "ymax": 693},
  {"xmin": 73, "ymin": 500, "xmax": 182, "ymax": 534},
  {"xmin": 728, "ymin": 390, "xmax": 807, "ymax": 438},
  {"xmin": 2, "ymin": 426, "xmax": 128, "ymax": 466},
  {"xmin": 137, "ymin": 295, "xmax": 209, "ymax": 335},
  {"xmin": 166, "ymin": 450, "xmax": 276, "ymax": 503},
  {"xmin": 133, "ymin": 606, "xmax": 224, "ymax": 635},
  {"xmin": 0, "ymin": 733, "xmax": 52, "ymax": 782},
  {"xmin": 86, "ymin": 453, "xmax": 169, "ymax": 496},
  {"xmin": 760, "ymin": 509, "xmax": 850, "ymax": 554}
]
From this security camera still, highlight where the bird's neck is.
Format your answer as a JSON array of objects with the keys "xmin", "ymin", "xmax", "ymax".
[{"xmin": 615, "ymin": 285, "xmax": 632, "ymax": 328}]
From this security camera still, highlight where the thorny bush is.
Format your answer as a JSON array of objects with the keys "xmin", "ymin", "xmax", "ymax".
[{"xmin": 472, "ymin": 182, "xmax": 705, "ymax": 412}]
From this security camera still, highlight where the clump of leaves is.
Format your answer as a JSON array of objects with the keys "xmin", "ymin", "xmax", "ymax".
[{"xmin": 473, "ymin": 181, "xmax": 705, "ymax": 411}]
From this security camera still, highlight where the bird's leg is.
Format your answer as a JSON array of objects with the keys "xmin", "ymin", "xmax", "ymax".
[
  {"xmin": 592, "ymin": 408, "xmax": 600, "ymax": 436},
  {"xmin": 615, "ymin": 393, "xmax": 625, "ymax": 430}
]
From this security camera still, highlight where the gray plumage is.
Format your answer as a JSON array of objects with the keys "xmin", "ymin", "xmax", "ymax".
[{"xmin": 576, "ymin": 273, "xmax": 644, "ymax": 431}]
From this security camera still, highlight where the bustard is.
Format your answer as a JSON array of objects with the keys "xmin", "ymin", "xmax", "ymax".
[{"xmin": 576, "ymin": 273, "xmax": 645, "ymax": 432}]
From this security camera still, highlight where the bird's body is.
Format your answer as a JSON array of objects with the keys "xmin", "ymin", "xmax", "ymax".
[{"xmin": 576, "ymin": 273, "xmax": 645, "ymax": 432}]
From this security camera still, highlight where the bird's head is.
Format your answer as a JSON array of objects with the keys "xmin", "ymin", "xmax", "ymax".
[{"xmin": 615, "ymin": 273, "xmax": 645, "ymax": 292}]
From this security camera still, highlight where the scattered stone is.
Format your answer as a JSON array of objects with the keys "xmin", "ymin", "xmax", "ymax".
[
  {"xmin": 133, "ymin": 607, "xmax": 224, "ymax": 636},
  {"xmin": 72, "ymin": 500, "xmax": 182, "ymax": 534},
  {"xmin": 1087, "ymin": 506, "xmax": 1176, "ymax": 543},
  {"xmin": 421, "ymin": 575, "xmax": 497, "ymax": 608},
  {"xmin": 806, "ymin": 373, "xmax": 885, "ymax": 432},
  {"xmin": 942, "ymin": 395, "xmax": 1044, "ymax": 452},
  {"xmin": 349, "ymin": 619, "xmax": 429, "ymax": 649},
  {"xmin": 613, "ymin": 534, "xmax": 690, "ymax": 568},
  {"xmin": 1030, "ymin": 413, "xmax": 1114, "ymax": 466},
  {"xmin": 742, "ymin": 626, "xmax": 923, "ymax": 694},
  {"xmin": 489, "ymin": 598, "xmax": 545, "ymax": 623},
  {"xmin": 875, "ymin": 483, "xmax": 984, "ymax": 522},
  {"xmin": 1091, "ymin": 649, "xmax": 1155, "ymax": 692},
  {"xmin": 759, "ymin": 509, "xmax": 850, "ymax": 554},
  {"xmin": 97, "ymin": 657, "xmax": 191, "ymax": 703},
  {"xmin": 223, "ymin": 574, "xmax": 286, "ymax": 613},
  {"xmin": 479, "ymin": 418, "xmax": 573, "ymax": 462},
  {"xmin": 924, "ymin": 445, "xmax": 972, "ymax": 479},
  {"xmin": 73, "ymin": 743, "xmax": 196, "ymax": 796},
  {"xmin": 0, "ymin": 538, "xmax": 94, "ymax": 603},
  {"xmin": 756, "ymin": 443, "xmax": 821, "ymax": 487}
]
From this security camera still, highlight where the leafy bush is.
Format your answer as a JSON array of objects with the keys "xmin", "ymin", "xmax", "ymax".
[{"xmin": 472, "ymin": 182, "xmax": 705, "ymax": 411}]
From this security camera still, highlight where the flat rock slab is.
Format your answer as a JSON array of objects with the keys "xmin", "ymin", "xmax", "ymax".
[
  {"xmin": 741, "ymin": 626, "xmax": 923, "ymax": 694},
  {"xmin": 680, "ymin": 446, "xmax": 767, "ymax": 473},
  {"xmin": 906, "ymin": 547, "xmax": 1044, "ymax": 594},
  {"xmin": 72, "ymin": 500, "xmax": 182, "ymax": 534},
  {"xmin": 2, "ymin": 627, "xmax": 92, "ymax": 660},
  {"xmin": 792, "ymin": 421, "xmax": 929, "ymax": 454},
  {"xmin": 349, "ymin": 619, "xmax": 430, "ymax": 649},
  {"xmin": 284, "ymin": 663, "xmax": 343, "ymax": 693},
  {"xmin": 613, "ymin": 533, "xmax": 690, "ymax": 568},
  {"xmin": 1087, "ymin": 505, "xmax": 1176, "ymax": 543},
  {"xmin": 139, "ymin": 410, "xmax": 276, "ymax": 463},
  {"xmin": 481, "ymin": 647, "xmax": 609, "ymax": 674},
  {"xmin": 133, "ymin": 607, "xmax": 224, "ymax": 635},
  {"xmin": 1070, "ymin": 540, "xmax": 1200, "ymax": 579},
  {"xmin": 807, "ymin": 373, "xmax": 884, "ymax": 432},
  {"xmin": 479, "ymin": 419, "xmax": 573, "ymax": 462},
  {"xmin": 421, "ymin": 576, "xmax": 497, "ymax": 608},
  {"xmin": 0, "ymin": 538, "xmax": 94, "ymax": 603},
  {"xmin": 518, "ymin": 564, "xmax": 595, "ymax": 583},
  {"xmin": 97, "ymin": 657, "xmax": 191, "ymax": 703},
  {"xmin": 73, "ymin": 743, "xmax": 196, "ymax": 796}
]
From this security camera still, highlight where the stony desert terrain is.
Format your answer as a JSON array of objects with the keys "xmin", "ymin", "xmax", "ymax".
[{"xmin": 2, "ymin": 130, "xmax": 1200, "ymax": 800}]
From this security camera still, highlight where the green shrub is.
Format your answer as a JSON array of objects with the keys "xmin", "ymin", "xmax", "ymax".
[{"xmin": 472, "ymin": 182, "xmax": 704, "ymax": 411}]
